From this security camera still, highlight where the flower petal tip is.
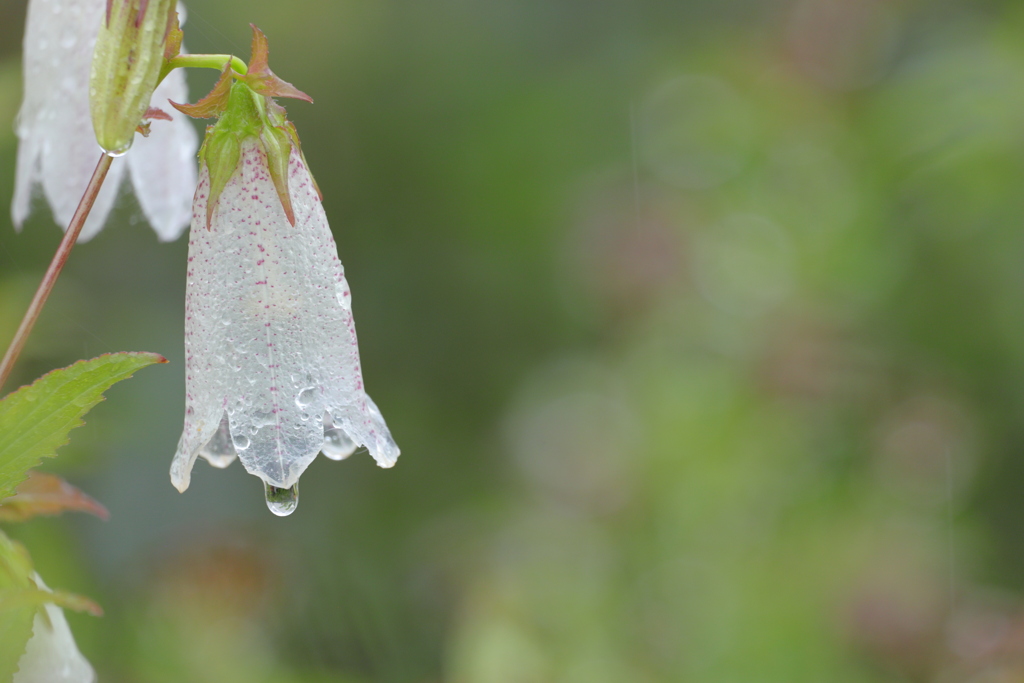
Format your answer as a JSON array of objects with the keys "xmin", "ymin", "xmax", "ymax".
[{"xmin": 169, "ymin": 454, "xmax": 193, "ymax": 492}]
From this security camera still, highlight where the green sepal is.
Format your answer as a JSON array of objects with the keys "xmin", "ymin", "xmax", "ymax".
[
  {"xmin": 267, "ymin": 99, "xmax": 321, "ymax": 200},
  {"xmin": 260, "ymin": 125, "xmax": 296, "ymax": 226},
  {"xmin": 202, "ymin": 129, "xmax": 242, "ymax": 230},
  {"xmin": 170, "ymin": 64, "xmax": 234, "ymax": 120},
  {"xmin": 244, "ymin": 25, "xmax": 313, "ymax": 104},
  {"xmin": 90, "ymin": 0, "xmax": 178, "ymax": 155},
  {"xmin": 196, "ymin": 80, "xmax": 311, "ymax": 226},
  {"xmin": 178, "ymin": 27, "xmax": 316, "ymax": 226},
  {"xmin": 156, "ymin": 10, "xmax": 184, "ymax": 83}
]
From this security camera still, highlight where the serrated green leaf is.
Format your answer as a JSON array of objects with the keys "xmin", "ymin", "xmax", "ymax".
[{"xmin": 0, "ymin": 352, "xmax": 167, "ymax": 502}]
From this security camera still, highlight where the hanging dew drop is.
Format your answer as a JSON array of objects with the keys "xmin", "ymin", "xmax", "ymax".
[
  {"xmin": 322, "ymin": 427, "xmax": 357, "ymax": 460},
  {"xmin": 264, "ymin": 481, "xmax": 299, "ymax": 516}
]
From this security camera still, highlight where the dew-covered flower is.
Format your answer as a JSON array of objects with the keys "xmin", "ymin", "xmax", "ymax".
[
  {"xmin": 13, "ymin": 575, "xmax": 95, "ymax": 683},
  {"xmin": 170, "ymin": 28, "xmax": 399, "ymax": 514},
  {"xmin": 13, "ymin": 0, "xmax": 197, "ymax": 242}
]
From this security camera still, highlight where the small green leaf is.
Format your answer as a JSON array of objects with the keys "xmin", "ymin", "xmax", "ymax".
[
  {"xmin": 0, "ymin": 529, "xmax": 102, "ymax": 679},
  {"xmin": 44, "ymin": 590, "xmax": 103, "ymax": 618},
  {"xmin": 0, "ymin": 352, "xmax": 167, "ymax": 502},
  {"xmin": 0, "ymin": 530, "xmax": 37, "ymax": 679}
]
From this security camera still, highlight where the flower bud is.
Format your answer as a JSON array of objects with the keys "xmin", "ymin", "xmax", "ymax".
[{"xmin": 90, "ymin": 0, "xmax": 178, "ymax": 156}]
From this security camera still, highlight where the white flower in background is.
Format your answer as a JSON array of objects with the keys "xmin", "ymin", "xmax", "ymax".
[
  {"xmin": 13, "ymin": 0, "xmax": 197, "ymax": 242},
  {"xmin": 170, "ymin": 30, "xmax": 399, "ymax": 515},
  {"xmin": 13, "ymin": 575, "xmax": 95, "ymax": 683}
]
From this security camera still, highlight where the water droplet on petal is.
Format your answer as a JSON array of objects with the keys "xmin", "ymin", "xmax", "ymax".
[
  {"xmin": 323, "ymin": 429, "xmax": 357, "ymax": 460},
  {"xmin": 232, "ymin": 433, "xmax": 250, "ymax": 450},
  {"xmin": 322, "ymin": 413, "xmax": 358, "ymax": 460},
  {"xmin": 335, "ymin": 279, "xmax": 352, "ymax": 310},
  {"xmin": 295, "ymin": 387, "xmax": 317, "ymax": 407},
  {"xmin": 264, "ymin": 481, "xmax": 298, "ymax": 516}
]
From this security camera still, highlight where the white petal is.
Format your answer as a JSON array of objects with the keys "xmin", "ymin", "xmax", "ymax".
[
  {"xmin": 41, "ymin": 104, "xmax": 127, "ymax": 243},
  {"xmin": 14, "ymin": 575, "xmax": 95, "ymax": 683},
  {"xmin": 172, "ymin": 139, "xmax": 399, "ymax": 491},
  {"xmin": 127, "ymin": 63, "xmax": 198, "ymax": 242},
  {"xmin": 15, "ymin": 0, "xmax": 125, "ymax": 242},
  {"xmin": 12, "ymin": 125, "xmax": 40, "ymax": 231},
  {"xmin": 15, "ymin": 0, "xmax": 197, "ymax": 242}
]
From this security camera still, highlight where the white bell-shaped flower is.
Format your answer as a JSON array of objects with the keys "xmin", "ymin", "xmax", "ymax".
[
  {"xmin": 171, "ymin": 138, "xmax": 400, "ymax": 514},
  {"xmin": 14, "ymin": 575, "xmax": 95, "ymax": 683},
  {"xmin": 13, "ymin": 0, "xmax": 197, "ymax": 242}
]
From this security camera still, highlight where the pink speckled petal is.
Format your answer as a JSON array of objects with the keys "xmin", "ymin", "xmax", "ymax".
[
  {"xmin": 40, "ymin": 102, "xmax": 127, "ymax": 242},
  {"xmin": 172, "ymin": 139, "xmax": 399, "ymax": 492}
]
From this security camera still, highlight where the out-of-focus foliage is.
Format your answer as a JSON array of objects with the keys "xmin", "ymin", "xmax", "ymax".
[
  {"xmin": 0, "ymin": 353, "xmax": 162, "ymax": 675},
  {"xmin": 6, "ymin": 0, "xmax": 1024, "ymax": 681},
  {"xmin": 0, "ymin": 472, "xmax": 109, "ymax": 523},
  {"xmin": 0, "ymin": 530, "xmax": 38, "ymax": 679}
]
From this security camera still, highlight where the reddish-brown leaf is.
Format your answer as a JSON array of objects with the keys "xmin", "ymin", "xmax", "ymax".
[{"xmin": 0, "ymin": 472, "xmax": 109, "ymax": 522}]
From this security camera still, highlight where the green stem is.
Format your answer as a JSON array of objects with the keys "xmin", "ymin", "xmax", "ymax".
[
  {"xmin": 167, "ymin": 54, "xmax": 248, "ymax": 75},
  {"xmin": 0, "ymin": 154, "xmax": 115, "ymax": 393}
]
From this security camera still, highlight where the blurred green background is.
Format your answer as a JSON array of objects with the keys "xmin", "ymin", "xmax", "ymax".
[{"xmin": 5, "ymin": 0, "xmax": 1024, "ymax": 680}]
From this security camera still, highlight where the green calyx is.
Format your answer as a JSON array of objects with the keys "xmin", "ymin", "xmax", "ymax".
[
  {"xmin": 170, "ymin": 25, "xmax": 315, "ymax": 229},
  {"xmin": 90, "ymin": 0, "xmax": 179, "ymax": 156}
]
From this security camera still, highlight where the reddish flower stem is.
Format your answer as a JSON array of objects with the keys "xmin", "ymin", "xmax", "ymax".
[{"xmin": 0, "ymin": 153, "xmax": 114, "ymax": 392}]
